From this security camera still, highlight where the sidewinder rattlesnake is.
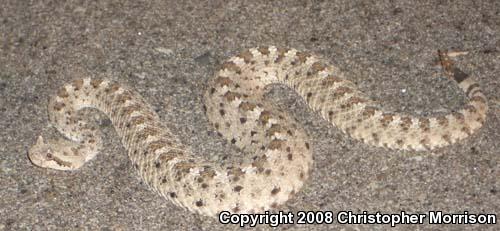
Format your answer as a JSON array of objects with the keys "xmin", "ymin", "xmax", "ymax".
[{"xmin": 28, "ymin": 46, "xmax": 489, "ymax": 217}]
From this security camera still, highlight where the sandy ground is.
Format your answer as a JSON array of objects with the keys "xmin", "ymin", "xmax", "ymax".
[{"xmin": 1, "ymin": 0, "xmax": 499, "ymax": 230}]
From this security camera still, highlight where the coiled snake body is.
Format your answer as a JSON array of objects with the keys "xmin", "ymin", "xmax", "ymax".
[{"xmin": 29, "ymin": 46, "xmax": 488, "ymax": 217}]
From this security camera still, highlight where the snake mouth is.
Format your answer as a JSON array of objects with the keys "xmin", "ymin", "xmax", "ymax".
[
  {"xmin": 29, "ymin": 150, "xmax": 75, "ymax": 170},
  {"xmin": 28, "ymin": 154, "xmax": 54, "ymax": 168},
  {"xmin": 28, "ymin": 136, "xmax": 75, "ymax": 170},
  {"xmin": 28, "ymin": 145, "xmax": 57, "ymax": 169}
]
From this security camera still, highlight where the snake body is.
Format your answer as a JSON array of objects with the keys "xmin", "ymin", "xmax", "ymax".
[{"xmin": 29, "ymin": 46, "xmax": 488, "ymax": 217}]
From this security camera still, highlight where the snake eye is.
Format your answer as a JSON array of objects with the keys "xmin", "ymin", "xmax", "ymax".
[{"xmin": 46, "ymin": 153, "xmax": 53, "ymax": 159}]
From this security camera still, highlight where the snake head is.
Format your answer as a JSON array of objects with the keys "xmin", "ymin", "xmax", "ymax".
[{"xmin": 28, "ymin": 136, "xmax": 78, "ymax": 171}]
